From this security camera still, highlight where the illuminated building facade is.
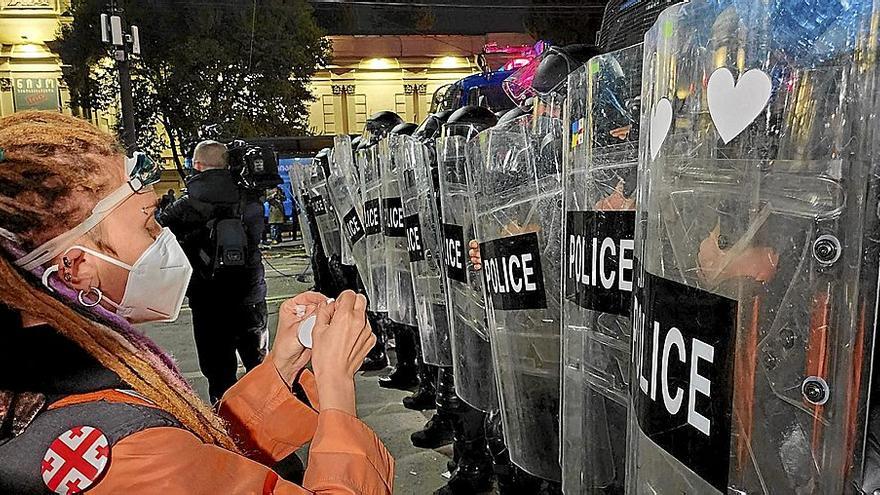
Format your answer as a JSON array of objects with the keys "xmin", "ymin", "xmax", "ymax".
[
  {"xmin": 307, "ymin": 33, "xmax": 536, "ymax": 134},
  {"xmin": 0, "ymin": 4, "xmax": 535, "ymax": 141},
  {"xmin": 0, "ymin": 0, "xmax": 71, "ymax": 117}
]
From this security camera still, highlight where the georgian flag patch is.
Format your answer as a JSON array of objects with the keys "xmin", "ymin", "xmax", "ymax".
[{"xmin": 41, "ymin": 426, "xmax": 110, "ymax": 494}]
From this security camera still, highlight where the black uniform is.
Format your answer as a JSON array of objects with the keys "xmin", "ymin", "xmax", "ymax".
[{"xmin": 159, "ymin": 169, "xmax": 268, "ymax": 403}]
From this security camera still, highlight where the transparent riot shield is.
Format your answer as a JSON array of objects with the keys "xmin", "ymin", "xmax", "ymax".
[
  {"xmin": 560, "ymin": 44, "xmax": 642, "ymax": 495},
  {"xmin": 307, "ymin": 160, "xmax": 342, "ymax": 261},
  {"xmin": 474, "ymin": 106, "xmax": 564, "ymax": 482},
  {"xmin": 327, "ymin": 147, "xmax": 356, "ymax": 267},
  {"xmin": 357, "ymin": 144, "xmax": 388, "ymax": 312},
  {"xmin": 436, "ymin": 128, "xmax": 499, "ymax": 413},
  {"xmin": 627, "ymin": 2, "xmax": 878, "ymax": 494},
  {"xmin": 328, "ymin": 135, "xmax": 370, "ymax": 292},
  {"xmin": 335, "ymin": 136, "xmax": 363, "ymax": 203},
  {"xmin": 381, "ymin": 136, "xmax": 418, "ymax": 326},
  {"xmin": 289, "ymin": 161, "xmax": 314, "ymax": 259},
  {"xmin": 339, "ymin": 230, "xmax": 355, "ymax": 266},
  {"xmin": 399, "ymin": 135, "xmax": 453, "ymax": 367}
]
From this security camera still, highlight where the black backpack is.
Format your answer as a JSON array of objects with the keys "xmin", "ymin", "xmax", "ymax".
[{"xmin": 197, "ymin": 203, "xmax": 248, "ymax": 279}]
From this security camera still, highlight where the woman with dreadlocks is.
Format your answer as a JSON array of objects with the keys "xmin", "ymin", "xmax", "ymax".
[{"xmin": 0, "ymin": 111, "xmax": 393, "ymax": 494}]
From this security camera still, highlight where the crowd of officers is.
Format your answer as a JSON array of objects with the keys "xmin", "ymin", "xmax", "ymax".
[
  {"xmin": 289, "ymin": 44, "xmax": 598, "ymax": 495},
  {"xmin": 292, "ymin": 2, "xmax": 880, "ymax": 490}
]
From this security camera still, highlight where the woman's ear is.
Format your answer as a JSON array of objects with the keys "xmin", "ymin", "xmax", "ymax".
[{"xmin": 57, "ymin": 248, "xmax": 100, "ymax": 292}]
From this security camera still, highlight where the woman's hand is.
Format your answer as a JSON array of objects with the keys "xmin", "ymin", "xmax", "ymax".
[
  {"xmin": 310, "ymin": 290, "xmax": 375, "ymax": 415},
  {"xmin": 270, "ymin": 291, "xmax": 331, "ymax": 386}
]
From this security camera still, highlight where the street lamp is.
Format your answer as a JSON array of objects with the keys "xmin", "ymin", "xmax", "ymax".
[{"xmin": 100, "ymin": 3, "xmax": 141, "ymax": 155}]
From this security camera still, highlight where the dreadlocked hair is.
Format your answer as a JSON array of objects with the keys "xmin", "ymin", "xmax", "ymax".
[{"xmin": 0, "ymin": 111, "xmax": 237, "ymax": 451}]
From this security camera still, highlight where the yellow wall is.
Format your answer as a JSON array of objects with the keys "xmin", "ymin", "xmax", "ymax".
[
  {"xmin": 0, "ymin": 0, "xmax": 118, "ymax": 131},
  {"xmin": 305, "ymin": 34, "xmax": 535, "ymax": 134},
  {"xmin": 0, "ymin": 0, "xmax": 68, "ymax": 116},
  {"xmin": 307, "ymin": 55, "xmax": 479, "ymax": 134}
]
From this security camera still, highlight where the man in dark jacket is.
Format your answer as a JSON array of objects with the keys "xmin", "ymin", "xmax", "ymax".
[{"xmin": 159, "ymin": 140, "xmax": 268, "ymax": 403}]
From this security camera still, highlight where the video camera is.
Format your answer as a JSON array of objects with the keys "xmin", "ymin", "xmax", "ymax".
[{"xmin": 225, "ymin": 140, "xmax": 283, "ymax": 191}]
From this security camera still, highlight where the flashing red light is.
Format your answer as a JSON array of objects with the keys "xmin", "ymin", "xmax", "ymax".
[
  {"xmin": 484, "ymin": 40, "xmax": 547, "ymax": 72},
  {"xmin": 484, "ymin": 40, "xmax": 547, "ymax": 58}
]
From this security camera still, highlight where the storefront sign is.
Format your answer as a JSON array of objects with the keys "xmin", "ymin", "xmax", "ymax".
[{"xmin": 13, "ymin": 77, "xmax": 59, "ymax": 112}]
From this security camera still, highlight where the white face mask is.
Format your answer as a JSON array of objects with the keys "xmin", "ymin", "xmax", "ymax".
[{"xmin": 44, "ymin": 228, "xmax": 193, "ymax": 323}]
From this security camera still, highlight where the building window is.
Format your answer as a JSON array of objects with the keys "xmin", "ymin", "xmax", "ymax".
[
  {"xmin": 327, "ymin": 85, "xmax": 366, "ymax": 135},
  {"xmin": 352, "ymin": 94, "xmax": 367, "ymax": 134},
  {"xmin": 394, "ymin": 94, "xmax": 407, "ymax": 119},
  {"xmin": 322, "ymin": 94, "xmax": 336, "ymax": 135},
  {"xmin": 399, "ymin": 84, "xmax": 429, "ymax": 123}
]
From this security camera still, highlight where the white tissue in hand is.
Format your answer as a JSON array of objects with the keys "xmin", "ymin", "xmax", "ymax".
[
  {"xmin": 295, "ymin": 298, "xmax": 332, "ymax": 348},
  {"xmin": 298, "ymin": 315, "xmax": 317, "ymax": 349}
]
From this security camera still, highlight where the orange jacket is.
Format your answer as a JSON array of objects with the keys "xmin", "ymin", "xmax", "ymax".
[{"xmin": 89, "ymin": 361, "xmax": 394, "ymax": 494}]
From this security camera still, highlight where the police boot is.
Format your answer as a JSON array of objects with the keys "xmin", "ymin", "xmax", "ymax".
[
  {"xmin": 486, "ymin": 408, "xmax": 525, "ymax": 495},
  {"xmin": 447, "ymin": 455, "xmax": 458, "ymax": 476},
  {"xmin": 485, "ymin": 410, "xmax": 562, "ymax": 495},
  {"xmin": 360, "ymin": 311, "xmax": 388, "ymax": 372},
  {"xmin": 411, "ymin": 367, "xmax": 455, "ymax": 448},
  {"xmin": 495, "ymin": 464, "xmax": 563, "ymax": 495},
  {"xmin": 434, "ymin": 404, "xmax": 493, "ymax": 494},
  {"xmin": 403, "ymin": 343, "xmax": 437, "ymax": 410},
  {"xmin": 444, "ymin": 416, "xmax": 461, "ymax": 472},
  {"xmin": 410, "ymin": 412, "xmax": 454, "ymax": 449},
  {"xmin": 500, "ymin": 467, "xmax": 562, "ymax": 495},
  {"xmin": 433, "ymin": 453, "xmax": 494, "ymax": 494},
  {"xmin": 403, "ymin": 373, "xmax": 438, "ymax": 410},
  {"xmin": 434, "ymin": 461, "xmax": 493, "ymax": 495},
  {"xmin": 379, "ymin": 323, "xmax": 419, "ymax": 390},
  {"xmin": 360, "ymin": 340, "xmax": 388, "ymax": 371},
  {"xmin": 434, "ymin": 365, "xmax": 458, "ymax": 409}
]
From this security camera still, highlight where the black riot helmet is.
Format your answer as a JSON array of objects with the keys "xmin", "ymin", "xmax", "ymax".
[
  {"xmin": 390, "ymin": 123, "xmax": 418, "ymax": 136},
  {"xmin": 435, "ymin": 109, "xmax": 454, "ymax": 122},
  {"xmin": 438, "ymin": 106, "xmax": 498, "ymax": 191},
  {"xmin": 532, "ymin": 44, "xmax": 602, "ymax": 94},
  {"xmin": 358, "ymin": 111, "xmax": 405, "ymax": 149},
  {"xmin": 351, "ymin": 135, "xmax": 362, "ymax": 150},
  {"xmin": 413, "ymin": 110, "xmax": 454, "ymax": 143},
  {"xmin": 528, "ymin": 45, "xmax": 600, "ymax": 165},
  {"xmin": 442, "ymin": 105, "xmax": 499, "ymax": 139},
  {"xmin": 504, "ymin": 44, "xmax": 602, "ymax": 106}
]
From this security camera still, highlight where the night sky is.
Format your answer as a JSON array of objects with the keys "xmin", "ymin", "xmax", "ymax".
[{"xmin": 309, "ymin": 0, "xmax": 609, "ymax": 40}]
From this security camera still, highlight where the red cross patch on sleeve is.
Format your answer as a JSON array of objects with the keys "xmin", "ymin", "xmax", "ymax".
[{"xmin": 41, "ymin": 426, "xmax": 111, "ymax": 494}]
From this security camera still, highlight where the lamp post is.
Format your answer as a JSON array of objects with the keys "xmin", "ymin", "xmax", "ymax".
[{"xmin": 101, "ymin": 1, "xmax": 140, "ymax": 155}]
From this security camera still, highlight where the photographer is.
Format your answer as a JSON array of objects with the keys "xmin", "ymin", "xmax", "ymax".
[{"xmin": 159, "ymin": 140, "xmax": 269, "ymax": 403}]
